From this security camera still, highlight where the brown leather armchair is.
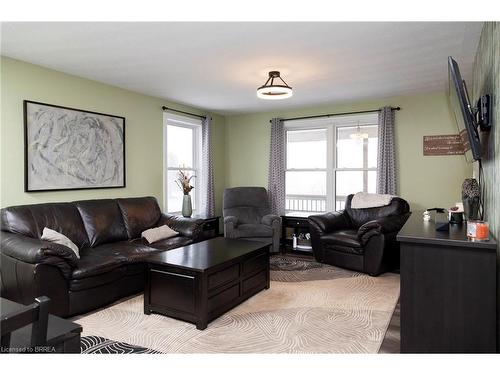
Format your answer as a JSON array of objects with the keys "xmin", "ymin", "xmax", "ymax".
[{"xmin": 308, "ymin": 194, "xmax": 410, "ymax": 276}]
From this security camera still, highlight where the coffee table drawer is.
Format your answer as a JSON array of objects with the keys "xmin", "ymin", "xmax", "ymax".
[
  {"xmin": 208, "ymin": 284, "xmax": 240, "ymax": 313},
  {"xmin": 243, "ymin": 252, "xmax": 267, "ymax": 276},
  {"xmin": 149, "ymin": 269, "xmax": 196, "ymax": 314},
  {"xmin": 208, "ymin": 264, "xmax": 239, "ymax": 291},
  {"xmin": 242, "ymin": 270, "xmax": 267, "ymax": 294}
]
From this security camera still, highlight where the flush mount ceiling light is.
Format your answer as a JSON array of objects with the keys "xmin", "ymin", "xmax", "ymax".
[{"xmin": 257, "ymin": 71, "xmax": 293, "ymax": 100}]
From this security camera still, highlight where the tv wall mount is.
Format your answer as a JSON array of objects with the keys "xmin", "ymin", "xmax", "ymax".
[{"xmin": 463, "ymin": 82, "xmax": 491, "ymax": 131}]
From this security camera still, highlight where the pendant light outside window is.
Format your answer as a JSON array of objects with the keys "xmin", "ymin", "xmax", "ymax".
[
  {"xmin": 350, "ymin": 121, "xmax": 369, "ymax": 140},
  {"xmin": 257, "ymin": 71, "xmax": 293, "ymax": 100}
]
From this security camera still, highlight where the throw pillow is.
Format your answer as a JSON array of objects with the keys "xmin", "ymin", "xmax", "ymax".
[
  {"xmin": 41, "ymin": 227, "xmax": 80, "ymax": 259},
  {"xmin": 141, "ymin": 225, "xmax": 179, "ymax": 244}
]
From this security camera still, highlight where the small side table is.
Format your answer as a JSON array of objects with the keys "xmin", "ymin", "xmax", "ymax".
[
  {"xmin": 192, "ymin": 215, "xmax": 220, "ymax": 240},
  {"xmin": 281, "ymin": 214, "xmax": 314, "ymax": 255},
  {"xmin": 1, "ymin": 298, "xmax": 82, "ymax": 353}
]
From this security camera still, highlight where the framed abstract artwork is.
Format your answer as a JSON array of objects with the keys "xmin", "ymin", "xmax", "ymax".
[{"xmin": 24, "ymin": 100, "xmax": 126, "ymax": 192}]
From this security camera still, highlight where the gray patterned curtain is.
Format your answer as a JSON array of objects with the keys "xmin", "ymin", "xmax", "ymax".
[
  {"xmin": 201, "ymin": 116, "xmax": 215, "ymax": 217},
  {"xmin": 376, "ymin": 107, "xmax": 396, "ymax": 195},
  {"xmin": 267, "ymin": 118, "xmax": 286, "ymax": 215}
]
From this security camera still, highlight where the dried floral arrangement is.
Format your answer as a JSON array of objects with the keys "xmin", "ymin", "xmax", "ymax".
[{"xmin": 175, "ymin": 169, "xmax": 195, "ymax": 195}]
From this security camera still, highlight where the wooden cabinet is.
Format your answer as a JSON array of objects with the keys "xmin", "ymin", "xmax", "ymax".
[
  {"xmin": 397, "ymin": 213, "xmax": 497, "ymax": 353},
  {"xmin": 193, "ymin": 215, "xmax": 220, "ymax": 240},
  {"xmin": 281, "ymin": 215, "xmax": 313, "ymax": 254}
]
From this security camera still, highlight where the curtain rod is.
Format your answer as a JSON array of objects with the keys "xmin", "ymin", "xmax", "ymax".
[
  {"xmin": 162, "ymin": 106, "xmax": 207, "ymax": 120},
  {"xmin": 269, "ymin": 106, "xmax": 401, "ymax": 123}
]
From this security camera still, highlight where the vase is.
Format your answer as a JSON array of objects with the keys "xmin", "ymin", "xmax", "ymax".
[
  {"xmin": 182, "ymin": 194, "xmax": 192, "ymax": 218},
  {"xmin": 462, "ymin": 196, "xmax": 480, "ymax": 221},
  {"xmin": 461, "ymin": 178, "xmax": 480, "ymax": 221}
]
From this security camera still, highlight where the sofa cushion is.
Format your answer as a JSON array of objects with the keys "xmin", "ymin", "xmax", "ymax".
[
  {"xmin": 0, "ymin": 202, "xmax": 90, "ymax": 248},
  {"xmin": 117, "ymin": 197, "xmax": 162, "ymax": 239},
  {"xmin": 233, "ymin": 223, "xmax": 273, "ymax": 238},
  {"xmin": 69, "ymin": 263, "xmax": 145, "ymax": 291},
  {"xmin": 76, "ymin": 199, "xmax": 128, "ymax": 247},
  {"xmin": 72, "ymin": 246, "xmax": 128, "ymax": 280}
]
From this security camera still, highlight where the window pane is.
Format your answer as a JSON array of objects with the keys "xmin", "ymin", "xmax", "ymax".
[
  {"xmin": 335, "ymin": 170, "xmax": 378, "ymax": 210},
  {"xmin": 368, "ymin": 171, "xmax": 377, "ymax": 193},
  {"xmin": 167, "ymin": 125, "xmax": 193, "ymax": 168},
  {"xmin": 367, "ymin": 137, "xmax": 378, "ymax": 168},
  {"xmin": 286, "ymin": 129, "xmax": 327, "ymax": 169},
  {"xmin": 167, "ymin": 169, "xmax": 196, "ymax": 213},
  {"xmin": 286, "ymin": 171, "xmax": 326, "ymax": 213},
  {"xmin": 336, "ymin": 170, "xmax": 363, "ymax": 210},
  {"xmin": 336, "ymin": 125, "xmax": 378, "ymax": 168},
  {"xmin": 286, "ymin": 171, "xmax": 326, "ymax": 196}
]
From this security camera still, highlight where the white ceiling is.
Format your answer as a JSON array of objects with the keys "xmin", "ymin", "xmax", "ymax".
[{"xmin": 1, "ymin": 22, "xmax": 483, "ymax": 115}]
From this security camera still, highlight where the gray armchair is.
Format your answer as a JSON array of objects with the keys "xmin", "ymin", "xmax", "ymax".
[{"xmin": 223, "ymin": 187, "xmax": 281, "ymax": 253}]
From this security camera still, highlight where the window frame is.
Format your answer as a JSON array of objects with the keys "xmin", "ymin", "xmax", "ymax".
[
  {"xmin": 284, "ymin": 112, "xmax": 379, "ymax": 214},
  {"xmin": 163, "ymin": 112, "xmax": 202, "ymax": 214}
]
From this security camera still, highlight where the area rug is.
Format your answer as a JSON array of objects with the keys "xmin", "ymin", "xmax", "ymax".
[
  {"xmin": 74, "ymin": 255, "xmax": 400, "ymax": 353},
  {"xmin": 81, "ymin": 336, "xmax": 161, "ymax": 354}
]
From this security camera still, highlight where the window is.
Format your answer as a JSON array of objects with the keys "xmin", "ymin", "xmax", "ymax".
[
  {"xmin": 164, "ymin": 113, "xmax": 202, "ymax": 213},
  {"xmin": 285, "ymin": 113, "xmax": 378, "ymax": 214}
]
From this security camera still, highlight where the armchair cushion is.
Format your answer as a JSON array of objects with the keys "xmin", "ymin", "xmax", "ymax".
[
  {"xmin": 321, "ymin": 230, "xmax": 363, "ymax": 249},
  {"xmin": 232, "ymin": 224, "xmax": 273, "ymax": 238}
]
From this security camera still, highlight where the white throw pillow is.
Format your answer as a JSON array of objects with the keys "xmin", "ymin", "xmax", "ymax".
[
  {"xmin": 141, "ymin": 225, "xmax": 178, "ymax": 244},
  {"xmin": 41, "ymin": 227, "xmax": 80, "ymax": 259}
]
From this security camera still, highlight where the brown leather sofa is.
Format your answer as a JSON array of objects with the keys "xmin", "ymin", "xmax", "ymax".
[
  {"xmin": 0, "ymin": 197, "xmax": 204, "ymax": 317},
  {"xmin": 308, "ymin": 194, "xmax": 410, "ymax": 276}
]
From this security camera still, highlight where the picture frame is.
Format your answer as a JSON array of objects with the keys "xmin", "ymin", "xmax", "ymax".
[{"xmin": 24, "ymin": 100, "xmax": 126, "ymax": 192}]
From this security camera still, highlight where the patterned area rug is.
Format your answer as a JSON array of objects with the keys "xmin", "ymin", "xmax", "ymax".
[
  {"xmin": 74, "ymin": 255, "xmax": 399, "ymax": 353},
  {"xmin": 81, "ymin": 336, "xmax": 161, "ymax": 354}
]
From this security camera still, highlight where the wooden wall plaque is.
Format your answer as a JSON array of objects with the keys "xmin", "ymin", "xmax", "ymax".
[{"xmin": 423, "ymin": 134, "xmax": 465, "ymax": 156}]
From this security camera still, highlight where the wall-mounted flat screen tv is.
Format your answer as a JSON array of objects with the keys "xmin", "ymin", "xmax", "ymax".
[{"xmin": 447, "ymin": 56, "xmax": 482, "ymax": 162}]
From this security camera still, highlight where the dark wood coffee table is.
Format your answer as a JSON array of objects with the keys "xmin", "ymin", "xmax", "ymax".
[{"xmin": 144, "ymin": 237, "xmax": 270, "ymax": 330}]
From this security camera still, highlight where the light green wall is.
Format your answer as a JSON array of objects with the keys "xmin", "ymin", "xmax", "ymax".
[
  {"xmin": 0, "ymin": 56, "xmax": 475, "ymax": 216},
  {"xmin": 225, "ymin": 93, "xmax": 473, "ymax": 212},
  {"xmin": 0, "ymin": 57, "xmax": 226, "ymax": 217}
]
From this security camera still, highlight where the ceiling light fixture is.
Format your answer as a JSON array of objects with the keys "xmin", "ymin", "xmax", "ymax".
[
  {"xmin": 350, "ymin": 122, "xmax": 369, "ymax": 140},
  {"xmin": 257, "ymin": 71, "xmax": 293, "ymax": 100}
]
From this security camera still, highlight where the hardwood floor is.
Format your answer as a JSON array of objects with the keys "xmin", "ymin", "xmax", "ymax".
[{"xmin": 379, "ymin": 301, "xmax": 400, "ymax": 353}]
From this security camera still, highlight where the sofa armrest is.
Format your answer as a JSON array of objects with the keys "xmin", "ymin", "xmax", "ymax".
[
  {"xmin": 261, "ymin": 214, "xmax": 281, "ymax": 228},
  {"xmin": 308, "ymin": 211, "xmax": 350, "ymax": 235},
  {"xmin": 156, "ymin": 214, "xmax": 204, "ymax": 240},
  {"xmin": 1, "ymin": 231, "xmax": 78, "ymax": 267},
  {"xmin": 0, "ymin": 231, "xmax": 78, "ymax": 278}
]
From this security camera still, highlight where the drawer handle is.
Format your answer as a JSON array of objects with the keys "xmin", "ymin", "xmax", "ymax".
[{"xmin": 151, "ymin": 269, "xmax": 195, "ymax": 279}]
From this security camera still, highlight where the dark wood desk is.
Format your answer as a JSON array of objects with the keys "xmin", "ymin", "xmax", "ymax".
[
  {"xmin": 144, "ymin": 237, "xmax": 270, "ymax": 330},
  {"xmin": 397, "ymin": 213, "xmax": 497, "ymax": 353},
  {"xmin": 0, "ymin": 298, "xmax": 82, "ymax": 353}
]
